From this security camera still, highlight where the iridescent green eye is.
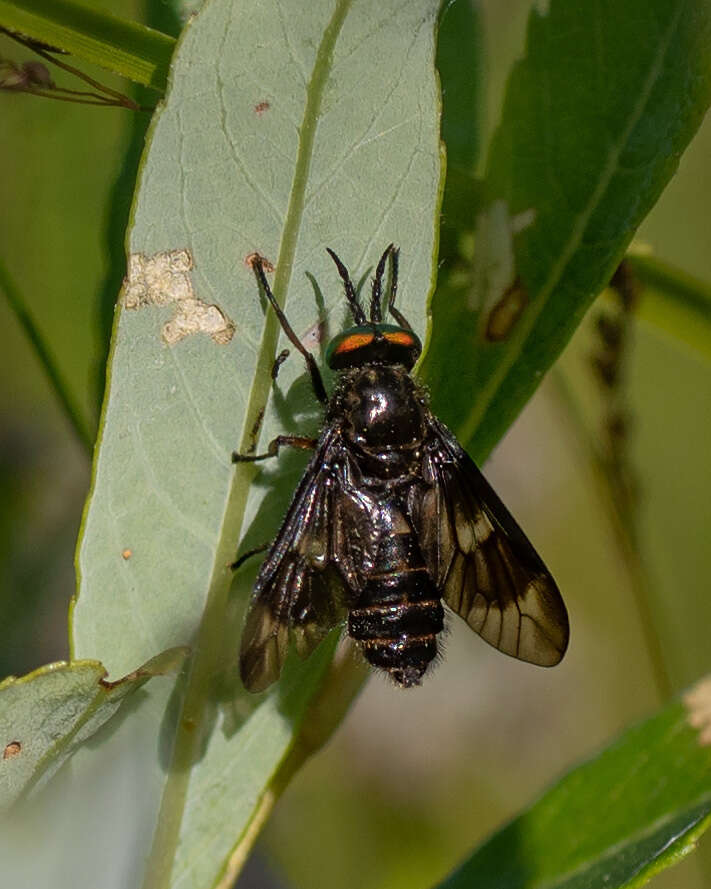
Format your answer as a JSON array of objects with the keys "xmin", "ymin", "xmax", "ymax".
[{"xmin": 326, "ymin": 324, "xmax": 421, "ymax": 370}]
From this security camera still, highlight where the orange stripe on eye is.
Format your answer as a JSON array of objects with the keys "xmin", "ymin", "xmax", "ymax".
[
  {"xmin": 334, "ymin": 332, "xmax": 374, "ymax": 354},
  {"xmin": 385, "ymin": 331, "xmax": 415, "ymax": 347}
]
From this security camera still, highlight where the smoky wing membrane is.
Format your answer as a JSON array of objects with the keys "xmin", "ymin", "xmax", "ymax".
[
  {"xmin": 239, "ymin": 429, "xmax": 371, "ymax": 692},
  {"xmin": 409, "ymin": 418, "xmax": 569, "ymax": 666}
]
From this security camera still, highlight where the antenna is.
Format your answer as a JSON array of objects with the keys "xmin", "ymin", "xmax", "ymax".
[
  {"xmin": 326, "ymin": 248, "xmax": 367, "ymax": 325},
  {"xmin": 369, "ymin": 243, "xmax": 394, "ymax": 323}
]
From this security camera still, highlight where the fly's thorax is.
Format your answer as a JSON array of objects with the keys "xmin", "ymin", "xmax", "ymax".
[{"xmin": 329, "ymin": 365, "xmax": 428, "ymax": 477}]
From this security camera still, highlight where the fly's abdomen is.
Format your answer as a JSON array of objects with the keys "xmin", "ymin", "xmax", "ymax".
[{"xmin": 347, "ymin": 504, "xmax": 444, "ymax": 687}]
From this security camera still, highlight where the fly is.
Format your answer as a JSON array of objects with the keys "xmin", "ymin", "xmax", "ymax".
[{"xmin": 233, "ymin": 245, "xmax": 569, "ymax": 692}]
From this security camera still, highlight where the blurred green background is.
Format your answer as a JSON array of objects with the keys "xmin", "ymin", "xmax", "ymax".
[{"xmin": 1, "ymin": 1, "xmax": 709, "ymax": 888}]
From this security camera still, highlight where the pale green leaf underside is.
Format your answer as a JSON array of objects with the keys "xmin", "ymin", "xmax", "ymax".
[
  {"xmin": 69, "ymin": 1, "xmax": 442, "ymax": 887},
  {"xmin": 0, "ymin": 679, "xmax": 175, "ymax": 889},
  {"xmin": 439, "ymin": 696, "xmax": 711, "ymax": 889},
  {"xmin": 73, "ymin": 0, "xmax": 442, "ymax": 678},
  {"xmin": 0, "ymin": 648, "xmax": 185, "ymax": 812}
]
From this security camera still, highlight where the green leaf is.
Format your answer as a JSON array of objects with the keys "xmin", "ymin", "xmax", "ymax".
[
  {"xmin": 68, "ymin": 0, "xmax": 442, "ymax": 886},
  {"xmin": 0, "ymin": 648, "xmax": 185, "ymax": 812},
  {"xmin": 0, "ymin": 0, "xmax": 175, "ymax": 89},
  {"xmin": 437, "ymin": 0, "xmax": 484, "ymax": 174},
  {"xmin": 437, "ymin": 690, "xmax": 711, "ymax": 889},
  {"xmin": 421, "ymin": 0, "xmax": 711, "ymax": 460},
  {"xmin": 436, "ymin": 0, "xmax": 486, "ymax": 268},
  {"xmin": 0, "ymin": 678, "xmax": 176, "ymax": 889}
]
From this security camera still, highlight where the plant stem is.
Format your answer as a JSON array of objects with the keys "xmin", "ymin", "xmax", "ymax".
[
  {"xmin": 0, "ymin": 1, "xmax": 174, "ymax": 89},
  {"xmin": 552, "ymin": 369, "xmax": 672, "ymax": 701},
  {"xmin": 2, "ymin": 27, "xmax": 144, "ymax": 109},
  {"xmin": 628, "ymin": 253, "xmax": 711, "ymax": 318},
  {"xmin": 215, "ymin": 645, "xmax": 367, "ymax": 889}
]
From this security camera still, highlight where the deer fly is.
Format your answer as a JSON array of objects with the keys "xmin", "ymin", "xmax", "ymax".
[{"xmin": 233, "ymin": 245, "xmax": 569, "ymax": 692}]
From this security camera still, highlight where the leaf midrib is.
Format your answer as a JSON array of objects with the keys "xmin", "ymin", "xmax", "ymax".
[{"xmin": 140, "ymin": 3, "xmax": 352, "ymax": 887}]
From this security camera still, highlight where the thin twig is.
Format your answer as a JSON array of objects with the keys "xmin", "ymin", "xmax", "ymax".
[
  {"xmin": 11, "ymin": 88, "xmax": 127, "ymax": 107},
  {"xmin": 1, "ymin": 27, "xmax": 148, "ymax": 111},
  {"xmin": 552, "ymin": 369, "xmax": 672, "ymax": 700},
  {"xmin": 24, "ymin": 40, "xmax": 139, "ymax": 107},
  {"xmin": 215, "ymin": 644, "xmax": 368, "ymax": 889}
]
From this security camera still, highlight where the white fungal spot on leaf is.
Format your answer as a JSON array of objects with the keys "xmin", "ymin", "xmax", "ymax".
[
  {"xmin": 469, "ymin": 201, "xmax": 537, "ymax": 341},
  {"xmin": 124, "ymin": 249, "xmax": 235, "ymax": 346},
  {"xmin": 511, "ymin": 208, "xmax": 537, "ymax": 234},
  {"xmin": 684, "ymin": 675, "xmax": 711, "ymax": 746}
]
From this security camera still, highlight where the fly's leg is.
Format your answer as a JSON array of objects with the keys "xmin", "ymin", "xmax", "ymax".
[
  {"xmin": 230, "ymin": 542, "xmax": 270, "ymax": 571},
  {"xmin": 369, "ymin": 243, "xmax": 393, "ymax": 322},
  {"xmin": 249, "ymin": 254, "xmax": 328, "ymax": 404},
  {"xmin": 244, "ymin": 407, "xmax": 266, "ymax": 455},
  {"xmin": 232, "ymin": 434, "xmax": 317, "ymax": 463},
  {"xmin": 385, "ymin": 246, "xmax": 413, "ymax": 332},
  {"xmin": 235, "ymin": 257, "xmax": 321, "ymax": 463},
  {"xmin": 272, "ymin": 348, "xmax": 290, "ymax": 381},
  {"xmin": 327, "ymin": 248, "xmax": 367, "ymax": 324}
]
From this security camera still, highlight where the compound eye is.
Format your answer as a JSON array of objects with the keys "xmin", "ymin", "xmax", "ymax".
[
  {"xmin": 384, "ymin": 330, "xmax": 417, "ymax": 350},
  {"xmin": 326, "ymin": 324, "xmax": 421, "ymax": 370}
]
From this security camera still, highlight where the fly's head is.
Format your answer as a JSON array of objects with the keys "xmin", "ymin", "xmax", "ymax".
[
  {"xmin": 324, "ymin": 244, "xmax": 421, "ymax": 373},
  {"xmin": 324, "ymin": 245, "xmax": 426, "ymax": 477},
  {"xmin": 326, "ymin": 323, "xmax": 421, "ymax": 372}
]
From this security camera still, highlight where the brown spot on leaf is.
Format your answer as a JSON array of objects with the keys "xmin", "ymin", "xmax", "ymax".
[
  {"xmin": 485, "ymin": 277, "xmax": 528, "ymax": 341},
  {"xmin": 3, "ymin": 741, "xmax": 21, "ymax": 759},
  {"xmin": 254, "ymin": 101, "xmax": 270, "ymax": 114},
  {"xmin": 121, "ymin": 548, "xmax": 133, "ymax": 560}
]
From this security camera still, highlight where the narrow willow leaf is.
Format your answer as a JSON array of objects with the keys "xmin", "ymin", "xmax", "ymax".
[
  {"xmin": 0, "ymin": 648, "xmax": 185, "ymax": 812},
  {"xmin": 436, "ymin": 0, "xmax": 486, "ymax": 277},
  {"xmin": 437, "ymin": 0, "xmax": 483, "ymax": 174},
  {"xmin": 66, "ymin": 1, "xmax": 442, "ymax": 887},
  {"xmin": 0, "ymin": 0, "xmax": 175, "ymax": 89},
  {"xmin": 422, "ymin": 0, "xmax": 711, "ymax": 460},
  {"xmin": 437, "ymin": 687, "xmax": 711, "ymax": 889}
]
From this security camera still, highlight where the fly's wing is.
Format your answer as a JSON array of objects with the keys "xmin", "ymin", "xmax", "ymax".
[
  {"xmin": 239, "ymin": 428, "xmax": 372, "ymax": 692},
  {"xmin": 408, "ymin": 418, "xmax": 569, "ymax": 666}
]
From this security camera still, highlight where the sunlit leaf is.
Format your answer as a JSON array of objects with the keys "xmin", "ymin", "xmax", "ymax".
[
  {"xmin": 63, "ymin": 0, "xmax": 443, "ymax": 886},
  {"xmin": 438, "ymin": 688, "xmax": 711, "ymax": 889},
  {"xmin": 0, "ymin": 648, "xmax": 185, "ymax": 812}
]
